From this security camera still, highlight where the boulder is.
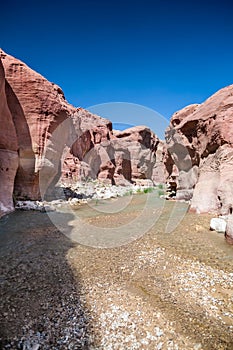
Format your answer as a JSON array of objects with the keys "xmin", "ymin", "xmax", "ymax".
[{"xmin": 210, "ymin": 218, "xmax": 226, "ymax": 233}]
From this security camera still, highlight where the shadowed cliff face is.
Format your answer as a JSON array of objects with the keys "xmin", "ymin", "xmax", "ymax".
[
  {"xmin": 165, "ymin": 84, "xmax": 233, "ymax": 215},
  {"xmin": 0, "ymin": 57, "xmax": 18, "ymax": 216},
  {"xmin": 5, "ymin": 79, "xmax": 38, "ymax": 200},
  {"xmin": 0, "ymin": 49, "xmax": 76, "ymax": 205},
  {"xmin": 0, "ymin": 50, "xmax": 113, "ymax": 213}
]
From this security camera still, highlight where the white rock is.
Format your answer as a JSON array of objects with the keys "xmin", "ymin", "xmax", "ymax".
[
  {"xmin": 32, "ymin": 345, "xmax": 40, "ymax": 350},
  {"xmin": 154, "ymin": 326, "xmax": 164, "ymax": 337},
  {"xmin": 69, "ymin": 198, "xmax": 82, "ymax": 209},
  {"xmin": 15, "ymin": 201, "xmax": 43, "ymax": 211},
  {"xmin": 210, "ymin": 218, "xmax": 226, "ymax": 233},
  {"xmin": 43, "ymin": 205, "xmax": 55, "ymax": 212},
  {"xmin": 157, "ymin": 342, "xmax": 163, "ymax": 350}
]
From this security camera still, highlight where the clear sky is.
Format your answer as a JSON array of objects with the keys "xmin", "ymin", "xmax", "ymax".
[{"xmin": 1, "ymin": 0, "xmax": 233, "ymax": 125}]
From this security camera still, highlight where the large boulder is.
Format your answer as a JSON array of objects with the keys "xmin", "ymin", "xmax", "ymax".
[
  {"xmin": 165, "ymin": 85, "xmax": 233, "ymax": 214},
  {"xmin": 210, "ymin": 217, "xmax": 227, "ymax": 233}
]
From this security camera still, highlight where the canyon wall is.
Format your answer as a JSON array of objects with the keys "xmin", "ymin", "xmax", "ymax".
[
  {"xmin": 63, "ymin": 125, "xmax": 166, "ymax": 186},
  {"xmin": 0, "ymin": 58, "xmax": 18, "ymax": 215},
  {"xmin": 0, "ymin": 50, "xmax": 113, "ymax": 215},
  {"xmin": 166, "ymin": 85, "xmax": 233, "ymax": 215},
  {"xmin": 0, "ymin": 50, "xmax": 165, "ymax": 216},
  {"xmin": 2, "ymin": 48, "xmax": 232, "ymax": 224}
]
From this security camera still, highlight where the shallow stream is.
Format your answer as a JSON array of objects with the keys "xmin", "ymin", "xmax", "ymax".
[{"xmin": 1, "ymin": 193, "xmax": 233, "ymax": 349}]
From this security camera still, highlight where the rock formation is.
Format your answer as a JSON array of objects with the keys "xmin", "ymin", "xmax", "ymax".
[
  {"xmin": 0, "ymin": 57, "xmax": 18, "ymax": 215},
  {"xmin": 0, "ymin": 50, "xmax": 165, "ymax": 216},
  {"xmin": 2, "ymin": 47, "xmax": 232, "ymax": 239},
  {"xmin": 0, "ymin": 50, "xmax": 112, "ymax": 215},
  {"xmin": 166, "ymin": 85, "xmax": 233, "ymax": 217},
  {"xmin": 62, "ymin": 126, "xmax": 166, "ymax": 186},
  {"xmin": 113, "ymin": 126, "xmax": 159, "ymax": 183},
  {"xmin": 0, "ymin": 49, "xmax": 74, "ymax": 203}
]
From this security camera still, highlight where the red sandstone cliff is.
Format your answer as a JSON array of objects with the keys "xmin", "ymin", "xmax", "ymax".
[
  {"xmin": 0, "ymin": 50, "xmax": 112, "ymax": 215},
  {"xmin": 166, "ymin": 85, "xmax": 233, "ymax": 216},
  {"xmin": 0, "ymin": 50, "xmax": 165, "ymax": 216},
  {"xmin": 0, "ymin": 57, "xmax": 18, "ymax": 215},
  {"xmin": 1, "ymin": 49, "xmax": 233, "ymax": 222}
]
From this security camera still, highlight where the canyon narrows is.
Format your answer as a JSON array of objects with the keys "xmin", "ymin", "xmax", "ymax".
[{"xmin": 0, "ymin": 50, "xmax": 233, "ymax": 349}]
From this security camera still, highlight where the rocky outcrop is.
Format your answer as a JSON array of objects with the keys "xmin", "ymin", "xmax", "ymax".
[{"xmin": 165, "ymin": 85, "xmax": 233, "ymax": 215}]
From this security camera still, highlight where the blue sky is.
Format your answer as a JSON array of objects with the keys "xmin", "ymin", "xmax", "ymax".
[{"xmin": 1, "ymin": 0, "xmax": 233, "ymax": 130}]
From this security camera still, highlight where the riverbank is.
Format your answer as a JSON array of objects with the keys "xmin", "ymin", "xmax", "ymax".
[{"xmin": 14, "ymin": 181, "xmax": 166, "ymax": 213}]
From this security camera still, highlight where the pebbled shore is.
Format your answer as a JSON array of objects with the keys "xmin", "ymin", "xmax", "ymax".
[{"xmin": 0, "ymin": 196, "xmax": 233, "ymax": 349}]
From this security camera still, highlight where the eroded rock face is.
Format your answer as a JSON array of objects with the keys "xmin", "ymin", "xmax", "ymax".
[
  {"xmin": 63, "ymin": 125, "xmax": 166, "ymax": 186},
  {"xmin": 42, "ymin": 108, "xmax": 112, "ymax": 197},
  {"xmin": 114, "ymin": 126, "xmax": 159, "ymax": 182},
  {"xmin": 0, "ymin": 49, "xmax": 112, "ymax": 207},
  {"xmin": 166, "ymin": 85, "xmax": 233, "ymax": 214},
  {"xmin": 0, "ymin": 58, "xmax": 18, "ymax": 217},
  {"xmin": 0, "ymin": 49, "xmax": 76, "ymax": 200},
  {"xmin": 0, "ymin": 49, "xmax": 169, "ymax": 216},
  {"xmin": 152, "ymin": 141, "xmax": 168, "ymax": 185}
]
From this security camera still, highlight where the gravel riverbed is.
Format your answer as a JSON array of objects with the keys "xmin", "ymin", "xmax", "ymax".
[{"xmin": 0, "ymin": 195, "xmax": 233, "ymax": 349}]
